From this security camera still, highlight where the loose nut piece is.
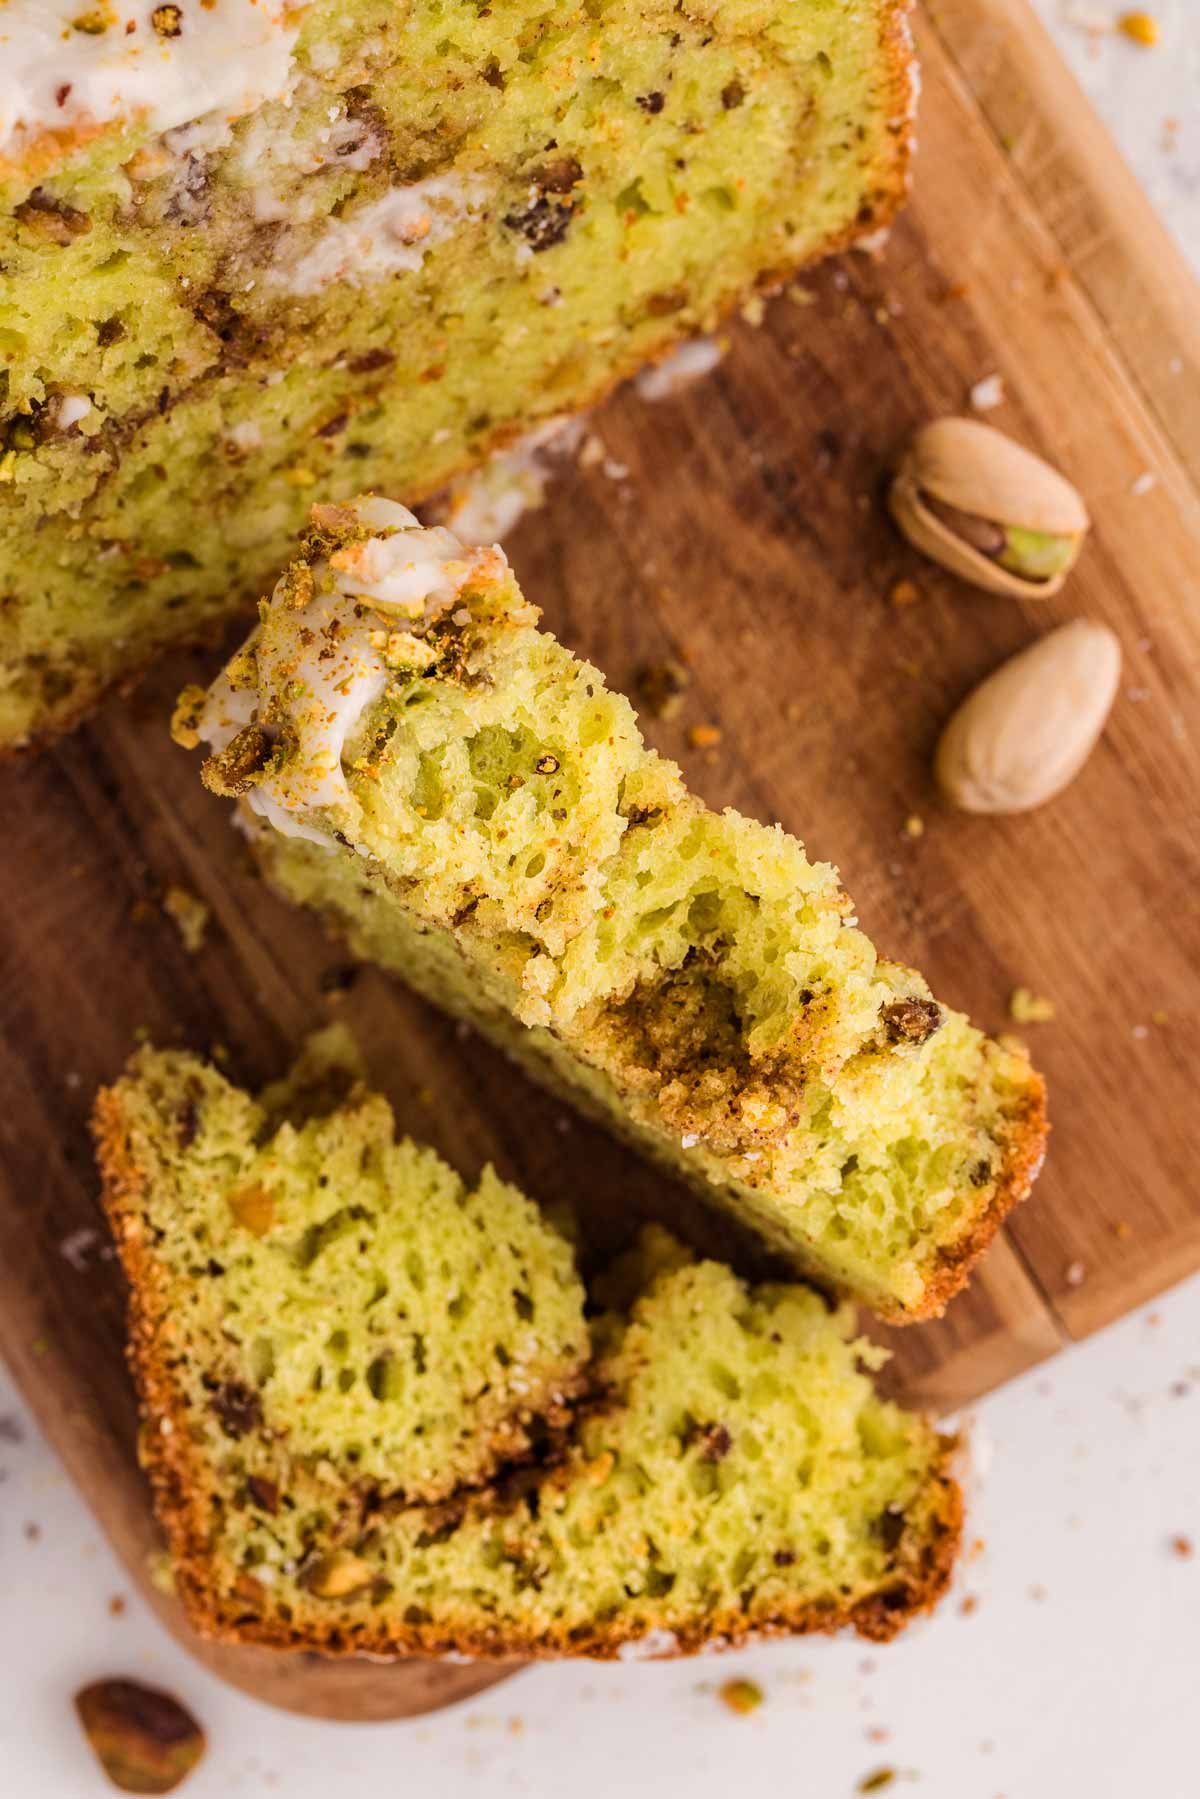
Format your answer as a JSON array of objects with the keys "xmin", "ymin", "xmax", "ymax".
[
  {"xmin": 74, "ymin": 1679, "xmax": 205, "ymax": 1794},
  {"xmin": 889, "ymin": 418, "xmax": 1089, "ymax": 598},
  {"xmin": 936, "ymin": 619, "xmax": 1121, "ymax": 813},
  {"xmin": 302, "ymin": 1547, "xmax": 374, "ymax": 1598}
]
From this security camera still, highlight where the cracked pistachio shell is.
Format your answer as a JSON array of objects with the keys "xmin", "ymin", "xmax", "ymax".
[
  {"xmin": 935, "ymin": 619, "xmax": 1121, "ymax": 814},
  {"xmin": 890, "ymin": 418, "xmax": 1089, "ymax": 598}
]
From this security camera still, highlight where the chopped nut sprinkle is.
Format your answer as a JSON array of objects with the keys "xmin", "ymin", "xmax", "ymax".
[{"xmin": 881, "ymin": 997, "xmax": 942, "ymax": 1046}]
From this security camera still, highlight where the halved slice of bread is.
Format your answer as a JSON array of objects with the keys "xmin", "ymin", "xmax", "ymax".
[
  {"xmin": 178, "ymin": 497, "xmax": 1047, "ymax": 1321},
  {"xmin": 94, "ymin": 1041, "xmax": 960, "ymax": 1659},
  {"xmin": 94, "ymin": 1028, "xmax": 591, "ymax": 1515}
]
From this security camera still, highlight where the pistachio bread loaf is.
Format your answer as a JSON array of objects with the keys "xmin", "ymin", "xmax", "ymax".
[
  {"xmin": 0, "ymin": 0, "xmax": 914, "ymax": 747},
  {"xmin": 94, "ymin": 1041, "xmax": 961, "ymax": 1658},
  {"xmin": 178, "ymin": 498, "xmax": 1047, "ymax": 1321},
  {"xmin": 94, "ymin": 1028, "xmax": 591, "ymax": 1512}
]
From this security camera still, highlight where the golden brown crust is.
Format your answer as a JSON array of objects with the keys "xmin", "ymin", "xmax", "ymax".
[
  {"xmin": 899, "ymin": 1070, "xmax": 1050, "ymax": 1323},
  {"xmin": 92, "ymin": 1082, "xmax": 229, "ymax": 1603},
  {"xmin": 166, "ymin": 1447, "xmax": 960, "ymax": 1660},
  {"xmin": 170, "ymin": 1449, "xmax": 961, "ymax": 1659},
  {"xmin": 3, "ymin": 0, "xmax": 915, "ymax": 754}
]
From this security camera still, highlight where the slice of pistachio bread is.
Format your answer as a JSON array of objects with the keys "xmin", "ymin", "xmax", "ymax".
[
  {"xmin": 0, "ymin": 0, "xmax": 914, "ymax": 747},
  {"xmin": 94, "ymin": 1039, "xmax": 961, "ymax": 1656},
  {"xmin": 177, "ymin": 498, "xmax": 1047, "ymax": 1321},
  {"xmin": 93, "ymin": 1028, "xmax": 591, "ymax": 1514}
]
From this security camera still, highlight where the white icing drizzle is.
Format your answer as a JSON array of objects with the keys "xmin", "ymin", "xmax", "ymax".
[
  {"xmin": 428, "ymin": 415, "xmax": 585, "ymax": 545},
  {"xmin": 197, "ymin": 498, "xmax": 508, "ymax": 841},
  {"xmin": 227, "ymin": 96, "xmax": 384, "ymax": 224},
  {"xmin": 634, "ymin": 336, "xmax": 726, "ymax": 402},
  {"xmin": 327, "ymin": 503, "xmax": 470, "ymax": 615},
  {"xmin": 52, "ymin": 392, "xmax": 93, "ymax": 430},
  {"xmin": 225, "ymin": 418, "xmax": 264, "ymax": 454},
  {"xmin": 0, "ymin": 2, "xmax": 298, "ymax": 161},
  {"xmin": 271, "ymin": 177, "xmax": 486, "ymax": 296}
]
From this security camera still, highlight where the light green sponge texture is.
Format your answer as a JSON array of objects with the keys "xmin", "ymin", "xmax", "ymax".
[
  {"xmin": 200, "ymin": 1227, "xmax": 953, "ymax": 1654},
  {"xmin": 230, "ymin": 524, "xmax": 1038, "ymax": 1317},
  {"xmin": 109, "ymin": 1029, "xmax": 588, "ymax": 1506}
]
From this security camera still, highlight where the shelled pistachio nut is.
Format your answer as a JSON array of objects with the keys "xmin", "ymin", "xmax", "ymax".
[
  {"xmin": 890, "ymin": 418, "xmax": 1089, "ymax": 598},
  {"xmin": 301, "ymin": 1547, "xmax": 374, "ymax": 1599},
  {"xmin": 936, "ymin": 619, "xmax": 1121, "ymax": 813}
]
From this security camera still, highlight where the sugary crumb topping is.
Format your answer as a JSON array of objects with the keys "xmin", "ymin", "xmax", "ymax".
[
  {"xmin": 194, "ymin": 497, "xmax": 512, "ymax": 840},
  {"xmin": 0, "ymin": 1, "xmax": 298, "ymax": 163}
]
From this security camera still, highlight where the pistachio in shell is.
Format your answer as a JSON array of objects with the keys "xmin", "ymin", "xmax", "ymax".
[
  {"xmin": 935, "ymin": 619, "xmax": 1121, "ymax": 813},
  {"xmin": 889, "ymin": 418, "xmax": 1089, "ymax": 598},
  {"xmin": 74, "ymin": 1679, "xmax": 205, "ymax": 1795}
]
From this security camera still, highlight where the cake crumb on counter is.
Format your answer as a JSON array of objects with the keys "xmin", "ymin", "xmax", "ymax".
[
  {"xmin": 1117, "ymin": 11, "xmax": 1160, "ymax": 48},
  {"xmin": 718, "ymin": 1678, "xmax": 764, "ymax": 1716}
]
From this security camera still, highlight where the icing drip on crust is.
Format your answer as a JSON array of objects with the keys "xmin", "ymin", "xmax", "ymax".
[
  {"xmin": 196, "ymin": 497, "xmax": 511, "ymax": 843},
  {"xmin": 0, "ymin": 1, "xmax": 298, "ymax": 163}
]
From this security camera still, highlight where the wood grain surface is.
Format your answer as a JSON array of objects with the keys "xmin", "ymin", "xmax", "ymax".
[{"xmin": 1, "ymin": 0, "xmax": 1197, "ymax": 1721}]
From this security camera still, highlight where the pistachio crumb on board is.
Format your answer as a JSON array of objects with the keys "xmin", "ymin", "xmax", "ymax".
[
  {"xmin": 162, "ymin": 886, "xmax": 210, "ymax": 956},
  {"xmin": 687, "ymin": 723, "xmax": 723, "ymax": 750},
  {"xmin": 888, "ymin": 577, "xmax": 922, "ymax": 606},
  {"xmin": 1009, "ymin": 987, "xmax": 1056, "ymax": 1025}
]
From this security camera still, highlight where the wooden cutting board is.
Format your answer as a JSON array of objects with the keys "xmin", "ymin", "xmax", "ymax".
[{"xmin": 2, "ymin": 0, "xmax": 1198, "ymax": 1721}]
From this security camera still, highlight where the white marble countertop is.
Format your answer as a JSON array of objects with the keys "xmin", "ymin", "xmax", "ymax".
[{"xmin": 3, "ymin": 8, "xmax": 1197, "ymax": 1797}]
